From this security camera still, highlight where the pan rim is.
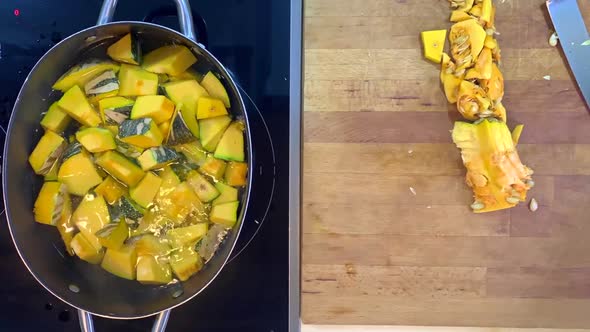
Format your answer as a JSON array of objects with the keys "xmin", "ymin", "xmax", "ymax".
[{"xmin": 3, "ymin": 20, "xmax": 253, "ymax": 320}]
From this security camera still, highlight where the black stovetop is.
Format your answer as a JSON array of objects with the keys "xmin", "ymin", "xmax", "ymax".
[{"xmin": 0, "ymin": 1, "xmax": 295, "ymax": 331}]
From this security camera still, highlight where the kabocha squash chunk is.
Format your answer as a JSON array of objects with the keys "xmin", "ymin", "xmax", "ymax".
[
  {"xmin": 52, "ymin": 59, "xmax": 119, "ymax": 92},
  {"xmin": 41, "ymin": 102, "xmax": 71, "ymax": 133},
  {"xmin": 452, "ymin": 119, "xmax": 534, "ymax": 213},
  {"xmin": 71, "ymin": 233, "xmax": 104, "ymax": 264},
  {"xmin": 214, "ymin": 121, "xmax": 245, "ymax": 162},
  {"xmin": 34, "ymin": 182, "xmax": 66, "ymax": 226},
  {"xmin": 131, "ymin": 95, "xmax": 175, "ymax": 124},
  {"xmin": 210, "ymin": 201, "xmax": 239, "ymax": 228},
  {"xmin": 57, "ymin": 193, "xmax": 75, "ymax": 256},
  {"xmin": 75, "ymin": 127, "xmax": 117, "ymax": 152},
  {"xmin": 196, "ymin": 97, "xmax": 228, "ymax": 119},
  {"xmin": 136, "ymin": 255, "xmax": 172, "ymax": 285},
  {"xmin": 481, "ymin": 63, "xmax": 504, "ymax": 101},
  {"xmin": 159, "ymin": 182, "xmax": 202, "ymax": 222},
  {"xmin": 169, "ymin": 69, "xmax": 202, "ymax": 82},
  {"xmin": 137, "ymin": 146, "xmax": 179, "ymax": 171},
  {"xmin": 84, "ymin": 70, "xmax": 119, "ymax": 96},
  {"xmin": 58, "ymin": 152, "xmax": 103, "ymax": 196},
  {"xmin": 101, "ymin": 244, "xmax": 137, "ymax": 280},
  {"xmin": 119, "ymin": 118, "xmax": 163, "ymax": 148},
  {"xmin": 158, "ymin": 120, "xmax": 171, "ymax": 139},
  {"xmin": 225, "ymin": 162, "xmax": 248, "ymax": 187},
  {"xmin": 111, "ymin": 195, "xmax": 146, "ymax": 221},
  {"xmin": 186, "ymin": 171, "xmax": 220, "ymax": 202},
  {"xmin": 57, "ymin": 85, "xmax": 102, "ymax": 127},
  {"xmin": 421, "ymin": 30, "xmax": 447, "ymax": 63},
  {"xmin": 29, "ymin": 130, "xmax": 66, "ymax": 175},
  {"xmin": 142, "ymin": 45, "xmax": 197, "ymax": 76},
  {"xmin": 449, "ymin": 19, "xmax": 486, "ymax": 63},
  {"xmin": 169, "ymin": 246, "xmax": 203, "ymax": 281},
  {"xmin": 94, "ymin": 176, "xmax": 127, "ymax": 204},
  {"xmin": 450, "ymin": 10, "xmax": 473, "ymax": 22},
  {"xmin": 129, "ymin": 172, "xmax": 163, "ymax": 208},
  {"xmin": 107, "ymin": 33, "xmax": 141, "ymax": 65},
  {"xmin": 199, "ymin": 155, "xmax": 227, "ymax": 180},
  {"xmin": 174, "ymin": 141, "xmax": 207, "ymax": 165},
  {"xmin": 115, "ymin": 139, "xmax": 144, "ymax": 159},
  {"xmin": 118, "ymin": 64, "xmax": 158, "ymax": 96},
  {"xmin": 96, "ymin": 218, "xmax": 129, "ymax": 250},
  {"xmin": 166, "ymin": 105, "xmax": 197, "ymax": 145},
  {"xmin": 88, "ymin": 90, "xmax": 120, "ymax": 106},
  {"xmin": 95, "ymin": 151, "xmax": 145, "ymax": 187},
  {"xmin": 212, "ymin": 182, "xmax": 238, "ymax": 206},
  {"xmin": 72, "ymin": 194, "xmax": 110, "ymax": 251},
  {"xmin": 135, "ymin": 234, "xmax": 171, "ymax": 257},
  {"xmin": 465, "ymin": 47, "xmax": 492, "ymax": 80},
  {"xmin": 166, "ymin": 223, "xmax": 208, "ymax": 247},
  {"xmin": 199, "ymin": 115, "xmax": 232, "ymax": 152},
  {"xmin": 163, "ymin": 80, "xmax": 209, "ymax": 111},
  {"xmin": 98, "ymin": 96, "xmax": 134, "ymax": 124},
  {"xmin": 201, "ymin": 72, "xmax": 231, "ymax": 108}
]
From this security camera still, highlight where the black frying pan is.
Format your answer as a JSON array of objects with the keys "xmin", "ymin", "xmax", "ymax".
[{"xmin": 2, "ymin": 0, "xmax": 253, "ymax": 330}]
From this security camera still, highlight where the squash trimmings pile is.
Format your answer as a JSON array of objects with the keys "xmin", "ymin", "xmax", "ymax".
[
  {"xmin": 422, "ymin": 0, "xmax": 534, "ymax": 213},
  {"xmin": 29, "ymin": 33, "xmax": 247, "ymax": 284}
]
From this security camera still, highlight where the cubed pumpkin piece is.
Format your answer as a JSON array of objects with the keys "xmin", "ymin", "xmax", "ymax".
[
  {"xmin": 196, "ymin": 97, "xmax": 228, "ymax": 119},
  {"xmin": 111, "ymin": 195, "xmax": 147, "ymax": 221},
  {"xmin": 186, "ymin": 171, "xmax": 220, "ymax": 202},
  {"xmin": 129, "ymin": 172, "xmax": 163, "ymax": 208},
  {"xmin": 119, "ymin": 118, "xmax": 163, "ymax": 148},
  {"xmin": 166, "ymin": 223, "xmax": 208, "ymax": 247},
  {"xmin": 199, "ymin": 115, "xmax": 232, "ymax": 152},
  {"xmin": 214, "ymin": 121, "xmax": 245, "ymax": 162},
  {"xmin": 71, "ymin": 233, "xmax": 104, "ymax": 264},
  {"xmin": 75, "ymin": 127, "xmax": 116, "ymax": 153},
  {"xmin": 57, "ymin": 85, "xmax": 102, "ymax": 127},
  {"xmin": 163, "ymin": 80, "xmax": 209, "ymax": 115},
  {"xmin": 29, "ymin": 130, "xmax": 66, "ymax": 175},
  {"xmin": 421, "ymin": 29, "xmax": 447, "ymax": 63},
  {"xmin": 52, "ymin": 60, "xmax": 120, "ymax": 92},
  {"xmin": 95, "ymin": 151, "xmax": 145, "ymax": 187},
  {"xmin": 131, "ymin": 95, "xmax": 175, "ymax": 124},
  {"xmin": 174, "ymin": 141, "xmax": 207, "ymax": 165},
  {"xmin": 166, "ymin": 105, "xmax": 197, "ymax": 145},
  {"xmin": 199, "ymin": 155, "xmax": 227, "ymax": 180},
  {"xmin": 201, "ymin": 71, "xmax": 231, "ymax": 108},
  {"xmin": 98, "ymin": 96, "xmax": 134, "ymax": 124},
  {"xmin": 41, "ymin": 102, "xmax": 71, "ymax": 133},
  {"xmin": 224, "ymin": 161, "xmax": 248, "ymax": 187},
  {"xmin": 210, "ymin": 201, "xmax": 239, "ymax": 228},
  {"xmin": 158, "ymin": 182, "xmax": 202, "ymax": 222},
  {"xmin": 96, "ymin": 218, "xmax": 129, "ymax": 250},
  {"xmin": 107, "ymin": 33, "xmax": 141, "ymax": 65},
  {"xmin": 135, "ymin": 235, "xmax": 171, "ymax": 257},
  {"xmin": 94, "ymin": 176, "xmax": 127, "ymax": 204},
  {"xmin": 212, "ymin": 182, "xmax": 238, "ymax": 206},
  {"xmin": 33, "ymin": 182, "xmax": 66, "ymax": 225},
  {"xmin": 137, "ymin": 146, "xmax": 179, "ymax": 171},
  {"xmin": 72, "ymin": 194, "xmax": 110, "ymax": 250},
  {"xmin": 118, "ymin": 64, "xmax": 158, "ymax": 96},
  {"xmin": 142, "ymin": 45, "xmax": 197, "ymax": 76},
  {"xmin": 158, "ymin": 120, "xmax": 171, "ymax": 139},
  {"xmin": 101, "ymin": 244, "xmax": 137, "ymax": 280},
  {"xmin": 57, "ymin": 193, "xmax": 75, "ymax": 256},
  {"xmin": 169, "ymin": 246, "xmax": 203, "ymax": 281},
  {"xmin": 84, "ymin": 70, "xmax": 119, "ymax": 97},
  {"xmin": 58, "ymin": 152, "xmax": 103, "ymax": 196},
  {"xmin": 136, "ymin": 255, "xmax": 172, "ymax": 285}
]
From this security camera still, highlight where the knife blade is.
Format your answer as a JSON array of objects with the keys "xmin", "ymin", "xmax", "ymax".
[{"xmin": 547, "ymin": 0, "xmax": 590, "ymax": 108}]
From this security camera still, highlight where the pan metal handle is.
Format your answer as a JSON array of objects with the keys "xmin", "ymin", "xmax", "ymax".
[
  {"xmin": 78, "ymin": 309, "xmax": 170, "ymax": 332},
  {"xmin": 96, "ymin": 0, "xmax": 197, "ymax": 41}
]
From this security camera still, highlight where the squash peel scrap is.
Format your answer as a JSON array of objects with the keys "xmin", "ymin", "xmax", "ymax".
[{"xmin": 452, "ymin": 119, "xmax": 534, "ymax": 213}]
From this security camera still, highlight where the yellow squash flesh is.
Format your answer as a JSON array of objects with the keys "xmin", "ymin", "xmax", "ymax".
[{"xmin": 452, "ymin": 119, "xmax": 534, "ymax": 213}]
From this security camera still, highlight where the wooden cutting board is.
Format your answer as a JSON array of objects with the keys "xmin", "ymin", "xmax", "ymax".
[{"xmin": 302, "ymin": 0, "xmax": 590, "ymax": 328}]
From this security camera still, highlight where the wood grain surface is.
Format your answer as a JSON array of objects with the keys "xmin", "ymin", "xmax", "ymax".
[{"xmin": 302, "ymin": 0, "xmax": 590, "ymax": 328}]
